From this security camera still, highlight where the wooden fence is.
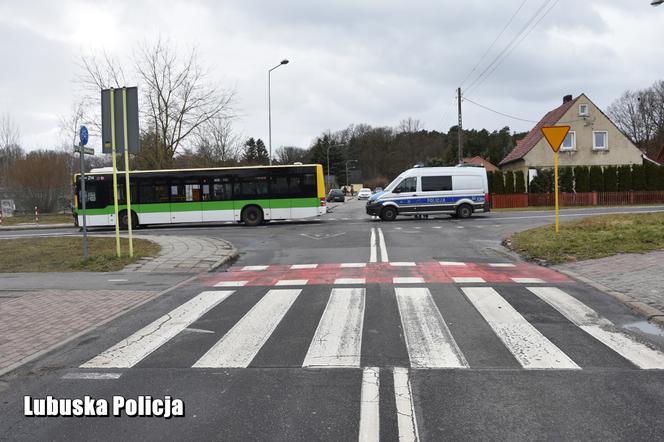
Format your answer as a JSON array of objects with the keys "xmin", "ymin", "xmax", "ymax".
[{"xmin": 490, "ymin": 191, "xmax": 664, "ymax": 209}]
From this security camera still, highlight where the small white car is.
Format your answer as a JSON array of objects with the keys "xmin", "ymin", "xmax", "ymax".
[{"xmin": 357, "ymin": 188, "xmax": 372, "ymax": 199}]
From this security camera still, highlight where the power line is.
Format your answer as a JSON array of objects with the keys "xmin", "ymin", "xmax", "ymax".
[
  {"xmin": 464, "ymin": 96, "xmax": 587, "ymax": 125},
  {"xmin": 459, "ymin": 0, "xmax": 530, "ymax": 89},
  {"xmin": 464, "ymin": 0, "xmax": 554, "ymax": 96},
  {"xmin": 466, "ymin": 0, "xmax": 560, "ymax": 97}
]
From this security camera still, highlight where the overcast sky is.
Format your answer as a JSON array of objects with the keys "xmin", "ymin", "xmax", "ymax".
[{"xmin": 1, "ymin": 0, "xmax": 662, "ymax": 154}]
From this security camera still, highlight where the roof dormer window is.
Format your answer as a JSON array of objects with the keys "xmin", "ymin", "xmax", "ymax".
[{"xmin": 579, "ymin": 104, "xmax": 589, "ymax": 117}]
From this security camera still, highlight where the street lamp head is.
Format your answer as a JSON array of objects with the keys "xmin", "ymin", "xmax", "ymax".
[
  {"xmin": 652, "ymin": 0, "xmax": 664, "ymax": 5},
  {"xmin": 281, "ymin": 59, "xmax": 289, "ymax": 65}
]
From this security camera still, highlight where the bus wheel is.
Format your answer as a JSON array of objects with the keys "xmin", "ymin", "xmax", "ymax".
[
  {"xmin": 456, "ymin": 204, "xmax": 473, "ymax": 219},
  {"xmin": 380, "ymin": 206, "xmax": 398, "ymax": 221},
  {"xmin": 119, "ymin": 210, "xmax": 139, "ymax": 230},
  {"xmin": 242, "ymin": 206, "xmax": 263, "ymax": 226}
]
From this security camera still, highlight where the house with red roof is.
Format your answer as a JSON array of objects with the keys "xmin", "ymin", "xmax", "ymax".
[
  {"xmin": 499, "ymin": 94, "xmax": 644, "ymax": 180},
  {"xmin": 462, "ymin": 156, "xmax": 500, "ymax": 171}
]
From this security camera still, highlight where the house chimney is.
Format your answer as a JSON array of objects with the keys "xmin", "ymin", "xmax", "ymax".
[{"xmin": 563, "ymin": 94, "xmax": 573, "ymax": 104}]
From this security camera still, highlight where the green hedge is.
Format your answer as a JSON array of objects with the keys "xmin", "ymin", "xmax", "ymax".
[{"xmin": 515, "ymin": 171, "xmax": 526, "ymax": 193}]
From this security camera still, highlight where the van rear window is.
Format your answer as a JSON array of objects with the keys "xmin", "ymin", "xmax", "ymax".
[{"xmin": 422, "ymin": 176, "xmax": 452, "ymax": 191}]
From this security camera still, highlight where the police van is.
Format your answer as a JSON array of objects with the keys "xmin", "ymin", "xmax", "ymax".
[{"xmin": 365, "ymin": 165, "xmax": 490, "ymax": 221}]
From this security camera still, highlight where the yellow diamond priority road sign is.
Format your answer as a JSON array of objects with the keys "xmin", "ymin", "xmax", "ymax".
[{"xmin": 541, "ymin": 126, "xmax": 571, "ymax": 153}]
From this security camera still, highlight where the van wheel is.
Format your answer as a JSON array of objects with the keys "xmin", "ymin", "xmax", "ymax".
[
  {"xmin": 119, "ymin": 210, "xmax": 139, "ymax": 230},
  {"xmin": 456, "ymin": 204, "xmax": 473, "ymax": 219},
  {"xmin": 380, "ymin": 206, "xmax": 398, "ymax": 221},
  {"xmin": 242, "ymin": 206, "xmax": 263, "ymax": 226}
]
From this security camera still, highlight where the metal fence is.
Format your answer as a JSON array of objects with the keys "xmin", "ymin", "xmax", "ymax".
[{"xmin": 491, "ymin": 191, "xmax": 664, "ymax": 209}]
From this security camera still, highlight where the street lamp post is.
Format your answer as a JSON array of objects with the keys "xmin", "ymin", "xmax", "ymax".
[
  {"xmin": 268, "ymin": 59, "xmax": 289, "ymax": 166},
  {"xmin": 345, "ymin": 159, "xmax": 358, "ymax": 188},
  {"xmin": 326, "ymin": 143, "xmax": 346, "ymax": 191}
]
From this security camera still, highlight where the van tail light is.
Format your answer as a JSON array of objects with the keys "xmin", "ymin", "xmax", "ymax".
[
  {"xmin": 485, "ymin": 192, "xmax": 490, "ymax": 203},
  {"xmin": 320, "ymin": 197, "xmax": 326, "ymax": 207}
]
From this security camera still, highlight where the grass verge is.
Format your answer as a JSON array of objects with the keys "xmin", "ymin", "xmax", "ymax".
[
  {"xmin": 0, "ymin": 213, "xmax": 74, "ymax": 226},
  {"xmin": 0, "ymin": 237, "xmax": 160, "ymax": 272},
  {"xmin": 509, "ymin": 212, "xmax": 664, "ymax": 265}
]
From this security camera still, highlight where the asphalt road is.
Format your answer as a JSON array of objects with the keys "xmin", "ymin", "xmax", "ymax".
[{"xmin": 2, "ymin": 200, "xmax": 664, "ymax": 441}]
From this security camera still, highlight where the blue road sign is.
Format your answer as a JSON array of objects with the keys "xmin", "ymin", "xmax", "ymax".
[{"xmin": 80, "ymin": 126, "xmax": 89, "ymax": 146}]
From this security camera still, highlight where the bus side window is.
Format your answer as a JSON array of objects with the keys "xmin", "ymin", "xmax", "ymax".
[
  {"xmin": 302, "ymin": 173, "xmax": 316, "ymax": 196},
  {"xmin": 211, "ymin": 177, "xmax": 232, "ymax": 201},
  {"xmin": 139, "ymin": 179, "xmax": 169, "ymax": 204}
]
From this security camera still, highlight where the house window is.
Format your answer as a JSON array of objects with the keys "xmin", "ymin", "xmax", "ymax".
[
  {"xmin": 579, "ymin": 104, "xmax": 589, "ymax": 116},
  {"xmin": 593, "ymin": 131, "xmax": 608, "ymax": 150},
  {"xmin": 560, "ymin": 131, "xmax": 576, "ymax": 151}
]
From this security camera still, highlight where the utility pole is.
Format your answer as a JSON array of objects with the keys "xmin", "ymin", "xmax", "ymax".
[{"xmin": 457, "ymin": 87, "xmax": 463, "ymax": 165}]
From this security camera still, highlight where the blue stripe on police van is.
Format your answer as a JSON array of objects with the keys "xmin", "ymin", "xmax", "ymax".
[{"xmin": 378, "ymin": 195, "xmax": 485, "ymax": 205}]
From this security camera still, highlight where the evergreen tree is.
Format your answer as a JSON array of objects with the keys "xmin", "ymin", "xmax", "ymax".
[
  {"xmin": 504, "ymin": 170, "xmax": 515, "ymax": 194},
  {"xmin": 515, "ymin": 170, "xmax": 526, "ymax": 193},
  {"xmin": 617, "ymin": 165, "xmax": 632, "ymax": 191},
  {"xmin": 603, "ymin": 166, "xmax": 618, "ymax": 192},
  {"xmin": 645, "ymin": 162, "xmax": 659, "ymax": 191},
  {"xmin": 243, "ymin": 137, "xmax": 257, "ymax": 165},
  {"xmin": 255, "ymin": 139, "xmax": 269, "ymax": 165},
  {"xmin": 632, "ymin": 164, "xmax": 646, "ymax": 191},
  {"xmin": 492, "ymin": 171, "xmax": 505, "ymax": 194},
  {"xmin": 574, "ymin": 166, "xmax": 590, "ymax": 192},
  {"xmin": 529, "ymin": 169, "xmax": 554, "ymax": 193},
  {"xmin": 658, "ymin": 165, "xmax": 664, "ymax": 191},
  {"xmin": 486, "ymin": 171, "xmax": 494, "ymax": 194},
  {"xmin": 589, "ymin": 166, "xmax": 604, "ymax": 192},
  {"xmin": 559, "ymin": 167, "xmax": 574, "ymax": 193}
]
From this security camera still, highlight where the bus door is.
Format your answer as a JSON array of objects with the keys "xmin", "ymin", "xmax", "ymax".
[{"xmin": 169, "ymin": 178, "xmax": 203, "ymax": 223}]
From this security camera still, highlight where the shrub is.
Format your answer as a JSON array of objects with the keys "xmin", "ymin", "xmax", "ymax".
[
  {"xmin": 574, "ymin": 166, "xmax": 590, "ymax": 192},
  {"xmin": 486, "ymin": 171, "xmax": 494, "ymax": 194},
  {"xmin": 632, "ymin": 164, "xmax": 646, "ymax": 191},
  {"xmin": 559, "ymin": 167, "xmax": 574, "ymax": 193},
  {"xmin": 515, "ymin": 170, "xmax": 526, "ymax": 193},
  {"xmin": 617, "ymin": 165, "xmax": 632, "ymax": 191},
  {"xmin": 589, "ymin": 166, "xmax": 604, "ymax": 192},
  {"xmin": 529, "ymin": 169, "xmax": 554, "ymax": 193},
  {"xmin": 492, "ymin": 171, "xmax": 505, "ymax": 194},
  {"xmin": 645, "ymin": 162, "xmax": 659, "ymax": 191},
  {"xmin": 603, "ymin": 166, "xmax": 618, "ymax": 192},
  {"xmin": 504, "ymin": 170, "xmax": 515, "ymax": 194}
]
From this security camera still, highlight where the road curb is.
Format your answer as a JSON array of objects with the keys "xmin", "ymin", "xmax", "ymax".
[
  {"xmin": 209, "ymin": 239, "xmax": 239, "ymax": 271},
  {"xmin": 0, "ymin": 274, "xmax": 199, "ymax": 379},
  {"xmin": 556, "ymin": 268, "xmax": 664, "ymax": 328},
  {"xmin": 0, "ymin": 223, "xmax": 74, "ymax": 232}
]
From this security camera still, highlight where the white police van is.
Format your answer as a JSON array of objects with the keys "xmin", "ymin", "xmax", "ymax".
[{"xmin": 365, "ymin": 165, "xmax": 490, "ymax": 221}]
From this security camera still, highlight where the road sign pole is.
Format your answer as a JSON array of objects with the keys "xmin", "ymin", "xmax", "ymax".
[
  {"xmin": 110, "ymin": 88, "xmax": 121, "ymax": 257},
  {"xmin": 79, "ymin": 144, "xmax": 89, "ymax": 260},
  {"xmin": 554, "ymin": 151, "xmax": 559, "ymax": 235},
  {"xmin": 122, "ymin": 87, "xmax": 134, "ymax": 257}
]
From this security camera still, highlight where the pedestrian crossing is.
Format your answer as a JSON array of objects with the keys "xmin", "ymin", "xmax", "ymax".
[
  {"xmin": 200, "ymin": 261, "xmax": 570, "ymax": 287},
  {"xmin": 81, "ymin": 284, "xmax": 664, "ymax": 371}
]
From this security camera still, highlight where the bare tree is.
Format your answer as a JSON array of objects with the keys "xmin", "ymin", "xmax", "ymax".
[
  {"xmin": 77, "ymin": 38, "xmax": 236, "ymax": 169},
  {"xmin": 275, "ymin": 146, "xmax": 308, "ymax": 165},
  {"xmin": 0, "ymin": 113, "xmax": 23, "ymax": 189},
  {"xmin": 194, "ymin": 116, "xmax": 241, "ymax": 166},
  {"xmin": 397, "ymin": 117, "xmax": 422, "ymax": 134},
  {"xmin": 135, "ymin": 39, "xmax": 235, "ymax": 166}
]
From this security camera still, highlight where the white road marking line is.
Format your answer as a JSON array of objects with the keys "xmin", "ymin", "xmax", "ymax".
[
  {"xmin": 358, "ymin": 367, "xmax": 380, "ymax": 442},
  {"xmin": 432, "ymin": 226, "xmax": 442, "ymax": 229},
  {"xmin": 341, "ymin": 263, "xmax": 367, "ymax": 268},
  {"xmin": 290, "ymin": 264, "xmax": 318, "ymax": 269},
  {"xmin": 82, "ymin": 291, "xmax": 234, "ymax": 369},
  {"xmin": 439, "ymin": 261, "xmax": 466, "ymax": 266},
  {"xmin": 528, "ymin": 287, "xmax": 664, "ymax": 369},
  {"xmin": 194, "ymin": 289, "xmax": 301, "ymax": 368},
  {"xmin": 488, "ymin": 263, "xmax": 516, "ymax": 267},
  {"xmin": 184, "ymin": 328, "xmax": 215, "ymax": 334},
  {"xmin": 107, "ymin": 279, "xmax": 128, "ymax": 282},
  {"xmin": 512, "ymin": 278, "xmax": 544, "ymax": 283},
  {"xmin": 461, "ymin": 287, "xmax": 580, "ymax": 369},
  {"xmin": 335, "ymin": 278, "xmax": 366, "ymax": 285},
  {"xmin": 242, "ymin": 265, "xmax": 269, "ymax": 271},
  {"xmin": 390, "ymin": 262, "xmax": 416, "ymax": 267},
  {"xmin": 62, "ymin": 372, "xmax": 122, "ymax": 380},
  {"xmin": 377, "ymin": 228, "xmax": 389, "ymax": 262},
  {"xmin": 214, "ymin": 281, "xmax": 248, "ymax": 287},
  {"xmin": 393, "ymin": 277, "xmax": 425, "ymax": 284},
  {"xmin": 395, "ymin": 287, "xmax": 467, "ymax": 368},
  {"xmin": 275, "ymin": 279, "xmax": 308, "ymax": 286},
  {"xmin": 370, "ymin": 228, "xmax": 377, "ymax": 263},
  {"xmin": 394, "ymin": 227, "xmax": 403, "ymax": 230},
  {"xmin": 303, "ymin": 288, "xmax": 365, "ymax": 367},
  {"xmin": 456, "ymin": 226, "xmax": 464, "ymax": 229},
  {"xmin": 393, "ymin": 367, "xmax": 420, "ymax": 442},
  {"xmin": 452, "ymin": 277, "xmax": 485, "ymax": 283}
]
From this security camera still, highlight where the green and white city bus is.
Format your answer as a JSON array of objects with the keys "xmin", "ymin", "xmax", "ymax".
[{"xmin": 73, "ymin": 164, "xmax": 327, "ymax": 227}]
